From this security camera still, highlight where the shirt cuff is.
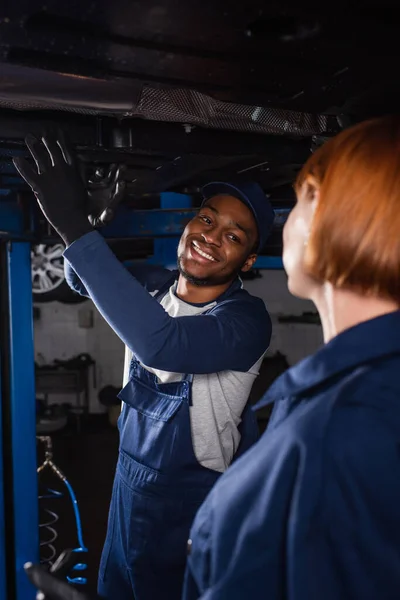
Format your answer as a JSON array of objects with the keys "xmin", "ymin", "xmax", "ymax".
[{"xmin": 63, "ymin": 230, "xmax": 104, "ymax": 261}]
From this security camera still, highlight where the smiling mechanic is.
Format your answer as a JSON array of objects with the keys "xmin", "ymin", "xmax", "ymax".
[{"xmin": 14, "ymin": 133, "xmax": 273, "ymax": 600}]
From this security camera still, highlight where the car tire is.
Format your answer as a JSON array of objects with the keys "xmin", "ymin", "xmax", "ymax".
[{"xmin": 31, "ymin": 243, "xmax": 87, "ymax": 304}]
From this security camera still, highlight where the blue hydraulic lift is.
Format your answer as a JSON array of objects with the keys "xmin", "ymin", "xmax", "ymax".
[{"xmin": 0, "ymin": 188, "xmax": 287, "ymax": 600}]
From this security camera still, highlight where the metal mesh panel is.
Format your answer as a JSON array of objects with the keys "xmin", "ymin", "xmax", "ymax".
[
  {"xmin": 0, "ymin": 85, "xmax": 338, "ymax": 135},
  {"xmin": 133, "ymin": 86, "xmax": 337, "ymax": 136},
  {"xmin": 0, "ymin": 98, "xmax": 100, "ymax": 115}
]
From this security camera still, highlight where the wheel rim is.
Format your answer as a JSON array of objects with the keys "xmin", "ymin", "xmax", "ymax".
[{"xmin": 31, "ymin": 244, "xmax": 66, "ymax": 294}]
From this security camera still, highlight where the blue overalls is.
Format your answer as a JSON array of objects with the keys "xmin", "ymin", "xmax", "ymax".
[{"xmin": 97, "ymin": 281, "xmax": 259, "ymax": 600}]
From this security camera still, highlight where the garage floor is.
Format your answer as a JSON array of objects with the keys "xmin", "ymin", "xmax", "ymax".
[{"xmin": 38, "ymin": 416, "xmax": 119, "ymax": 596}]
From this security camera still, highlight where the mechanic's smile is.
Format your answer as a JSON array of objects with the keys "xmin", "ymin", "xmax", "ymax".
[{"xmin": 191, "ymin": 240, "xmax": 219, "ymax": 262}]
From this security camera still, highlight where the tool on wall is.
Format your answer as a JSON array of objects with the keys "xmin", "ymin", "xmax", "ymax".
[{"xmin": 37, "ymin": 436, "xmax": 88, "ymax": 585}]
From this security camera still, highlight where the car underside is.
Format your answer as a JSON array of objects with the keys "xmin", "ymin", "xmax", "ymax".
[{"xmin": 0, "ymin": 0, "xmax": 399, "ymax": 300}]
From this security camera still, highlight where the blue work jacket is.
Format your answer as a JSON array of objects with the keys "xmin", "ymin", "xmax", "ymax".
[{"xmin": 184, "ymin": 310, "xmax": 400, "ymax": 600}]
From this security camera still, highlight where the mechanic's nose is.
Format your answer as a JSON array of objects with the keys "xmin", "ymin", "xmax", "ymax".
[{"xmin": 201, "ymin": 229, "xmax": 222, "ymax": 246}]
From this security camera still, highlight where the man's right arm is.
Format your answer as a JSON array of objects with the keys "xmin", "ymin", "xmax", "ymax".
[
  {"xmin": 64, "ymin": 232, "xmax": 271, "ymax": 374},
  {"xmin": 64, "ymin": 257, "xmax": 172, "ymax": 299},
  {"xmin": 64, "ymin": 260, "xmax": 90, "ymax": 297}
]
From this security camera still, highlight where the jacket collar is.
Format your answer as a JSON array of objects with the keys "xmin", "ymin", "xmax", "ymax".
[
  {"xmin": 216, "ymin": 276, "xmax": 243, "ymax": 302},
  {"xmin": 255, "ymin": 310, "xmax": 400, "ymax": 408},
  {"xmin": 173, "ymin": 274, "xmax": 243, "ymax": 307}
]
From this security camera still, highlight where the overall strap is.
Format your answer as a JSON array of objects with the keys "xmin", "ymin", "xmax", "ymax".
[
  {"xmin": 127, "ymin": 273, "xmax": 176, "ymax": 371},
  {"xmin": 154, "ymin": 273, "xmax": 178, "ymax": 303},
  {"xmin": 153, "ymin": 274, "xmax": 195, "ymax": 385}
]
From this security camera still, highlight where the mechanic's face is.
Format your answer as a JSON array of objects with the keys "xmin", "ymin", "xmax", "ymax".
[
  {"xmin": 178, "ymin": 194, "xmax": 258, "ymax": 287},
  {"xmin": 282, "ymin": 179, "xmax": 319, "ymax": 298}
]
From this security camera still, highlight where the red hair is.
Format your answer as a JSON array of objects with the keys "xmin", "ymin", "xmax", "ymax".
[{"xmin": 295, "ymin": 115, "xmax": 400, "ymax": 302}]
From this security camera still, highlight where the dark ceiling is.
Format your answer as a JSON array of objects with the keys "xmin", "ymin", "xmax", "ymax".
[
  {"xmin": 0, "ymin": 0, "xmax": 399, "ymax": 216},
  {"xmin": 1, "ymin": 0, "xmax": 399, "ymax": 114}
]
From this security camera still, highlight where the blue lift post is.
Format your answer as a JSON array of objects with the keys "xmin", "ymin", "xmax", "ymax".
[
  {"xmin": 0, "ymin": 199, "xmax": 38, "ymax": 600},
  {"xmin": 8, "ymin": 242, "xmax": 39, "ymax": 600},
  {"xmin": 0, "ymin": 353, "xmax": 6, "ymax": 600}
]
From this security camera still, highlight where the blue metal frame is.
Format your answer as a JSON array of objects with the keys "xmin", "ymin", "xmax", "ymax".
[
  {"xmin": 101, "ymin": 205, "xmax": 289, "ymax": 241},
  {"xmin": 101, "ymin": 207, "xmax": 196, "ymax": 239},
  {"xmin": 0, "ymin": 365, "xmax": 7, "ymax": 600},
  {"xmin": 101, "ymin": 199, "xmax": 289, "ymax": 270},
  {"xmin": 0, "ymin": 195, "xmax": 290, "ymax": 272},
  {"xmin": 151, "ymin": 192, "xmax": 192, "ymax": 268},
  {"xmin": 254, "ymin": 256, "xmax": 283, "ymax": 269},
  {"xmin": 7, "ymin": 242, "xmax": 39, "ymax": 600},
  {"xmin": 0, "ymin": 201, "xmax": 25, "ymax": 234}
]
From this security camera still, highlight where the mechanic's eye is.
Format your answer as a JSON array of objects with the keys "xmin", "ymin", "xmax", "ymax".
[{"xmin": 227, "ymin": 234, "xmax": 240, "ymax": 243}]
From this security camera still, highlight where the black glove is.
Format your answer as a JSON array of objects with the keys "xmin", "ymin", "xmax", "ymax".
[
  {"xmin": 13, "ymin": 132, "xmax": 93, "ymax": 247},
  {"xmin": 24, "ymin": 550, "xmax": 98, "ymax": 600},
  {"xmin": 87, "ymin": 164, "xmax": 126, "ymax": 227},
  {"xmin": 25, "ymin": 564, "xmax": 91, "ymax": 600}
]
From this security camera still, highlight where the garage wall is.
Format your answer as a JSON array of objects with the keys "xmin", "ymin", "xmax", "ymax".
[
  {"xmin": 33, "ymin": 269, "xmax": 323, "ymax": 413},
  {"xmin": 34, "ymin": 302, "xmax": 125, "ymax": 413},
  {"xmin": 244, "ymin": 270, "xmax": 323, "ymax": 365}
]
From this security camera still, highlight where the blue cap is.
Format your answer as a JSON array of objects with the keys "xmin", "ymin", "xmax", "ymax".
[{"xmin": 201, "ymin": 181, "xmax": 275, "ymax": 252}]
